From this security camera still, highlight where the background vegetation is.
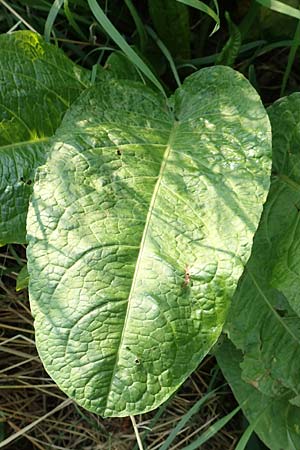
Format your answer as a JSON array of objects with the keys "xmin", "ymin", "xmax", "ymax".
[{"xmin": 0, "ymin": 0, "xmax": 299, "ymax": 448}]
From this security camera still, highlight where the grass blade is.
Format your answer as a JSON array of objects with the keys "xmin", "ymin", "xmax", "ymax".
[
  {"xmin": 124, "ymin": 0, "xmax": 147, "ymax": 52},
  {"xmin": 132, "ymin": 393, "xmax": 175, "ymax": 450},
  {"xmin": 159, "ymin": 389, "xmax": 218, "ymax": 450},
  {"xmin": 87, "ymin": 0, "xmax": 165, "ymax": 96},
  {"xmin": 239, "ymin": 0, "xmax": 260, "ymax": 39},
  {"xmin": 212, "ymin": 0, "xmax": 219, "ymax": 16},
  {"xmin": 0, "ymin": 0, "xmax": 38, "ymax": 33},
  {"xmin": 146, "ymin": 26, "xmax": 181, "ymax": 87},
  {"xmin": 280, "ymin": 15, "xmax": 300, "ymax": 96},
  {"xmin": 248, "ymin": 64, "xmax": 258, "ymax": 91},
  {"xmin": 254, "ymin": 39, "xmax": 293, "ymax": 56},
  {"xmin": 256, "ymin": 0, "xmax": 300, "ymax": 20},
  {"xmin": 148, "ymin": 0, "xmax": 190, "ymax": 59},
  {"xmin": 176, "ymin": 0, "xmax": 220, "ymax": 34},
  {"xmin": 63, "ymin": 0, "xmax": 87, "ymax": 41},
  {"xmin": 130, "ymin": 416, "xmax": 144, "ymax": 450},
  {"xmin": 44, "ymin": 0, "xmax": 64, "ymax": 43},
  {"xmin": 181, "ymin": 405, "xmax": 241, "ymax": 450},
  {"xmin": 177, "ymin": 40, "xmax": 266, "ymax": 68},
  {"xmin": 235, "ymin": 421, "xmax": 257, "ymax": 450}
]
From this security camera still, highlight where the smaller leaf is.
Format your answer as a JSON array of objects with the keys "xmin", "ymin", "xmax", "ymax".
[
  {"xmin": 217, "ymin": 339, "xmax": 300, "ymax": 450},
  {"xmin": 224, "ymin": 93, "xmax": 300, "ymax": 402},
  {"xmin": 0, "ymin": 30, "xmax": 90, "ymax": 245},
  {"xmin": 16, "ymin": 265, "xmax": 29, "ymax": 292}
]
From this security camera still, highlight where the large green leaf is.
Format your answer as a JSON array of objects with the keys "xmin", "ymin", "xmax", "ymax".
[
  {"xmin": 225, "ymin": 93, "xmax": 300, "ymax": 402},
  {"xmin": 0, "ymin": 31, "xmax": 90, "ymax": 246},
  {"xmin": 216, "ymin": 339, "xmax": 300, "ymax": 450},
  {"xmin": 27, "ymin": 66, "xmax": 271, "ymax": 417}
]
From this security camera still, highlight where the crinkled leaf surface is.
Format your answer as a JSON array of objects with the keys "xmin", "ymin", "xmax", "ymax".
[
  {"xmin": 225, "ymin": 93, "xmax": 300, "ymax": 402},
  {"xmin": 27, "ymin": 66, "xmax": 271, "ymax": 417},
  {"xmin": 216, "ymin": 339, "xmax": 300, "ymax": 450},
  {"xmin": 0, "ymin": 31, "xmax": 90, "ymax": 246}
]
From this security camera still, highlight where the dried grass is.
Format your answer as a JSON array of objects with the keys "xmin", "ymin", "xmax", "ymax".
[{"xmin": 0, "ymin": 245, "xmax": 240, "ymax": 450}]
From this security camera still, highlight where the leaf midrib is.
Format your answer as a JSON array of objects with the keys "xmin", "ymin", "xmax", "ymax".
[
  {"xmin": 105, "ymin": 118, "xmax": 179, "ymax": 410},
  {"xmin": 247, "ymin": 269, "xmax": 300, "ymax": 344},
  {"xmin": 0, "ymin": 137, "xmax": 49, "ymax": 153},
  {"xmin": 279, "ymin": 173, "xmax": 300, "ymax": 192}
]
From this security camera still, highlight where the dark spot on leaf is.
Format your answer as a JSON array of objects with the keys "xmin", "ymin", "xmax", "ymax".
[
  {"xmin": 116, "ymin": 149, "xmax": 122, "ymax": 156},
  {"xmin": 20, "ymin": 177, "xmax": 32, "ymax": 185},
  {"xmin": 135, "ymin": 358, "xmax": 140, "ymax": 365},
  {"xmin": 275, "ymin": 308, "xmax": 287, "ymax": 317},
  {"xmin": 294, "ymin": 203, "xmax": 300, "ymax": 212},
  {"xmin": 249, "ymin": 379, "xmax": 259, "ymax": 389}
]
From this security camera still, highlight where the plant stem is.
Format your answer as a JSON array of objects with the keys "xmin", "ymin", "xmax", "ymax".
[{"xmin": 130, "ymin": 415, "xmax": 144, "ymax": 450}]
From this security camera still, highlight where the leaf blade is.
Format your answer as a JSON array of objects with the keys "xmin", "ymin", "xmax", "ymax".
[
  {"xmin": 217, "ymin": 340, "xmax": 300, "ymax": 450},
  {"xmin": 256, "ymin": 0, "xmax": 300, "ymax": 20},
  {"xmin": 222, "ymin": 93, "xmax": 300, "ymax": 446},
  {"xmin": 0, "ymin": 31, "xmax": 90, "ymax": 245},
  {"xmin": 27, "ymin": 67, "xmax": 271, "ymax": 417}
]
